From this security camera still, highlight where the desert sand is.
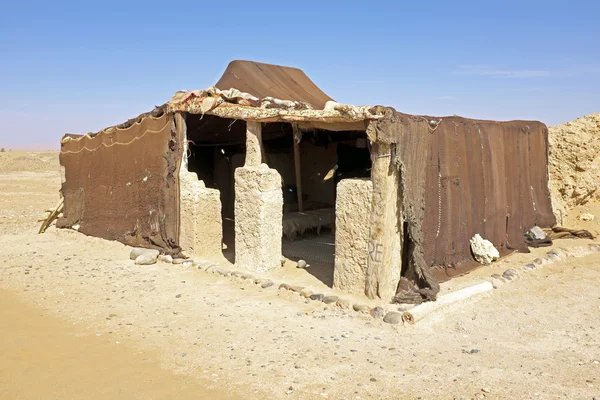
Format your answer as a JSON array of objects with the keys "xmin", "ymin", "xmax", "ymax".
[{"xmin": 0, "ymin": 142, "xmax": 599, "ymax": 399}]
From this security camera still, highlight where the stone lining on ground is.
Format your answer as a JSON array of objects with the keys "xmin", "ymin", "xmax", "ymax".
[{"xmin": 128, "ymin": 243, "xmax": 600, "ymax": 325}]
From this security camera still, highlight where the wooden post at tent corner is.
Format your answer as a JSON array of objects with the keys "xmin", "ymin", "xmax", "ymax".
[
  {"xmin": 292, "ymin": 124, "xmax": 304, "ymax": 212},
  {"xmin": 174, "ymin": 112, "xmax": 188, "ymax": 171}
]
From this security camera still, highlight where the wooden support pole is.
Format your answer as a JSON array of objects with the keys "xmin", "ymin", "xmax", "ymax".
[
  {"xmin": 292, "ymin": 124, "xmax": 304, "ymax": 212},
  {"xmin": 245, "ymin": 121, "xmax": 263, "ymax": 166},
  {"xmin": 365, "ymin": 142, "xmax": 401, "ymax": 301},
  {"xmin": 175, "ymin": 113, "xmax": 188, "ymax": 171}
]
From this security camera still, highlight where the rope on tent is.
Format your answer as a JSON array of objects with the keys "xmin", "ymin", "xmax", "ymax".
[{"xmin": 60, "ymin": 127, "xmax": 168, "ymax": 155}]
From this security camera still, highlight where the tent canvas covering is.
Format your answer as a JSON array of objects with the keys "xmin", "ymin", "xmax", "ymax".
[{"xmin": 56, "ymin": 60, "xmax": 557, "ymax": 300}]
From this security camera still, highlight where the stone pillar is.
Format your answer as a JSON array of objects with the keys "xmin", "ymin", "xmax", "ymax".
[
  {"xmin": 176, "ymin": 112, "xmax": 223, "ymax": 259},
  {"xmin": 365, "ymin": 142, "xmax": 402, "ymax": 301},
  {"xmin": 234, "ymin": 121, "xmax": 282, "ymax": 272},
  {"xmin": 245, "ymin": 121, "xmax": 263, "ymax": 166},
  {"xmin": 333, "ymin": 179, "xmax": 372, "ymax": 294},
  {"xmin": 179, "ymin": 171, "xmax": 223, "ymax": 259},
  {"xmin": 234, "ymin": 165, "xmax": 282, "ymax": 271}
]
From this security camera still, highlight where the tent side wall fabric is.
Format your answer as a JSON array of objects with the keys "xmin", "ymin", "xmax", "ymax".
[
  {"xmin": 57, "ymin": 113, "xmax": 182, "ymax": 254},
  {"xmin": 368, "ymin": 108, "xmax": 556, "ymax": 284}
]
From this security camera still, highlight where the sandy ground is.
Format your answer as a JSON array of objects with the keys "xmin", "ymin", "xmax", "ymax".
[
  {"xmin": 0, "ymin": 290, "xmax": 231, "ymax": 400},
  {"xmin": 1, "ymin": 150, "xmax": 600, "ymax": 399}
]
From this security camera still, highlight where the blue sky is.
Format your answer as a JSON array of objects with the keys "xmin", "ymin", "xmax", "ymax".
[{"xmin": 1, "ymin": 0, "xmax": 598, "ymax": 149}]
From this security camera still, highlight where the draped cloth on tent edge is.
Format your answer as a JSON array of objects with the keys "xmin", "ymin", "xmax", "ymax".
[{"xmin": 367, "ymin": 108, "xmax": 557, "ymax": 304}]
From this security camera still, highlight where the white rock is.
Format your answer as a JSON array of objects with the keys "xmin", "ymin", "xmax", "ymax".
[
  {"xmin": 470, "ymin": 234, "xmax": 500, "ymax": 265},
  {"xmin": 579, "ymin": 213, "xmax": 595, "ymax": 221},
  {"xmin": 130, "ymin": 247, "xmax": 159, "ymax": 260},
  {"xmin": 135, "ymin": 254, "xmax": 157, "ymax": 265},
  {"xmin": 158, "ymin": 254, "xmax": 173, "ymax": 263},
  {"xmin": 490, "ymin": 278, "xmax": 504, "ymax": 289}
]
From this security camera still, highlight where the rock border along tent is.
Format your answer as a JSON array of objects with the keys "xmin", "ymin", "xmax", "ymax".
[{"xmin": 57, "ymin": 60, "xmax": 556, "ymax": 303}]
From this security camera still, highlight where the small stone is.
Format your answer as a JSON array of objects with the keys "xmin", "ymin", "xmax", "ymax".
[
  {"xmin": 289, "ymin": 285, "xmax": 304, "ymax": 293},
  {"xmin": 279, "ymin": 283, "xmax": 291, "ymax": 290},
  {"xmin": 196, "ymin": 260, "xmax": 213, "ymax": 270},
  {"xmin": 158, "ymin": 254, "xmax": 173, "ymax": 263},
  {"xmin": 300, "ymin": 289, "xmax": 313, "ymax": 298},
  {"xmin": 547, "ymin": 249, "xmax": 565, "ymax": 260},
  {"xmin": 533, "ymin": 258, "xmax": 544, "ymax": 265},
  {"xmin": 175, "ymin": 293, "xmax": 182, "ymax": 298},
  {"xmin": 130, "ymin": 247, "xmax": 159, "ymax": 260},
  {"xmin": 502, "ymin": 268, "xmax": 518, "ymax": 280},
  {"xmin": 524, "ymin": 226, "xmax": 546, "ymax": 241},
  {"xmin": 135, "ymin": 254, "xmax": 157, "ymax": 265},
  {"xmin": 370, "ymin": 307, "xmax": 386, "ymax": 319},
  {"xmin": 579, "ymin": 213, "xmax": 595, "ymax": 221},
  {"xmin": 370, "ymin": 377, "xmax": 377, "ymax": 382},
  {"xmin": 310, "ymin": 293, "xmax": 324, "ymax": 301},
  {"xmin": 172, "ymin": 258, "xmax": 186, "ymax": 264},
  {"xmin": 523, "ymin": 263, "xmax": 536, "ymax": 270},
  {"xmin": 241, "ymin": 274, "xmax": 255, "ymax": 281},
  {"xmin": 490, "ymin": 278, "xmax": 504, "ymax": 289},
  {"xmin": 215, "ymin": 268, "xmax": 231, "ymax": 277},
  {"xmin": 261, "ymin": 280, "xmax": 274, "ymax": 289},
  {"xmin": 396, "ymin": 303, "xmax": 414, "ymax": 312},
  {"xmin": 353, "ymin": 304, "xmax": 370, "ymax": 313},
  {"xmin": 182, "ymin": 261, "xmax": 193, "ymax": 268},
  {"xmin": 336, "ymin": 298, "xmax": 351, "ymax": 309},
  {"xmin": 322, "ymin": 296, "xmax": 338, "ymax": 304},
  {"xmin": 296, "ymin": 259, "xmax": 308, "ymax": 268},
  {"xmin": 383, "ymin": 311, "xmax": 402, "ymax": 324},
  {"xmin": 231, "ymin": 271, "xmax": 243, "ymax": 277}
]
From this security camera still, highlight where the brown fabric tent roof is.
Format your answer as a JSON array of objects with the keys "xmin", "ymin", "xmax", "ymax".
[{"xmin": 215, "ymin": 60, "xmax": 335, "ymax": 109}]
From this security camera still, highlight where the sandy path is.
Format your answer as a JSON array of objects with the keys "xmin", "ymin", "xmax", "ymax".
[{"xmin": 0, "ymin": 290, "xmax": 233, "ymax": 400}]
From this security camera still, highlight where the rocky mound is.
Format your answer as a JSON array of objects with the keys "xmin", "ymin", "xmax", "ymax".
[
  {"xmin": 548, "ymin": 113, "xmax": 600, "ymax": 224},
  {"xmin": 0, "ymin": 151, "xmax": 59, "ymax": 173}
]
